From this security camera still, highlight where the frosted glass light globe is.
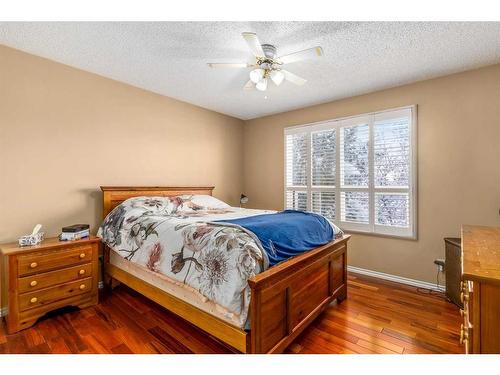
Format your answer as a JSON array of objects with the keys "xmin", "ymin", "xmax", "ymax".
[
  {"xmin": 255, "ymin": 78, "xmax": 268, "ymax": 91},
  {"xmin": 249, "ymin": 68, "xmax": 265, "ymax": 84}
]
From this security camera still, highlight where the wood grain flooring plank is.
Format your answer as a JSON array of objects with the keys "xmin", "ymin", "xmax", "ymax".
[
  {"xmin": 47, "ymin": 336, "xmax": 72, "ymax": 354},
  {"xmin": 80, "ymin": 334, "xmax": 112, "ymax": 354},
  {"xmin": 0, "ymin": 272, "xmax": 463, "ymax": 354},
  {"xmin": 111, "ymin": 343, "xmax": 134, "ymax": 354},
  {"xmin": 356, "ymin": 339, "xmax": 399, "ymax": 354},
  {"xmin": 148, "ymin": 326, "xmax": 193, "ymax": 354},
  {"xmin": 23, "ymin": 327, "xmax": 45, "ymax": 348},
  {"xmin": 322, "ymin": 320, "xmax": 405, "ymax": 353}
]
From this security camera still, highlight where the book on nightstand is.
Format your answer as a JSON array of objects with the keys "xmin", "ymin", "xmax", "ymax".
[{"xmin": 60, "ymin": 224, "xmax": 90, "ymax": 241}]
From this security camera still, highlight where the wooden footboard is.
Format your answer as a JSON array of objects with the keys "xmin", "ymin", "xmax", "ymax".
[{"xmin": 248, "ymin": 235, "xmax": 349, "ymax": 353}]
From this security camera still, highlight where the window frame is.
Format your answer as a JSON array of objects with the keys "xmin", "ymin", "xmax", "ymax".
[{"xmin": 284, "ymin": 105, "xmax": 418, "ymax": 240}]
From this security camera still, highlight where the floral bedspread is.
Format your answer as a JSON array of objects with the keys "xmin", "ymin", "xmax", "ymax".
[{"xmin": 98, "ymin": 196, "xmax": 274, "ymax": 326}]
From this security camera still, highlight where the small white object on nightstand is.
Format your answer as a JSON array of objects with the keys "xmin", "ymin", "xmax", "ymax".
[{"xmin": 18, "ymin": 224, "xmax": 45, "ymax": 246}]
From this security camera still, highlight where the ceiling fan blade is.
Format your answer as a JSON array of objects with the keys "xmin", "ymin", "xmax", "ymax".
[
  {"xmin": 243, "ymin": 80, "xmax": 255, "ymax": 90},
  {"xmin": 282, "ymin": 70, "xmax": 307, "ymax": 86},
  {"xmin": 278, "ymin": 46, "xmax": 323, "ymax": 64},
  {"xmin": 242, "ymin": 32, "xmax": 265, "ymax": 57},
  {"xmin": 270, "ymin": 70, "xmax": 285, "ymax": 86},
  {"xmin": 207, "ymin": 63, "xmax": 250, "ymax": 68}
]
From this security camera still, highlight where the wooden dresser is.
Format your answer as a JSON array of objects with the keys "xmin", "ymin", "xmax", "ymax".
[
  {"xmin": 0, "ymin": 237, "xmax": 100, "ymax": 334},
  {"xmin": 460, "ymin": 225, "xmax": 500, "ymax": 353}
]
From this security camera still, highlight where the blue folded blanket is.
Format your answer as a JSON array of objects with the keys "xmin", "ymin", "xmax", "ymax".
[{"xmin": 216, "ymin": 210, "xmax": 335, "ymax": 267}]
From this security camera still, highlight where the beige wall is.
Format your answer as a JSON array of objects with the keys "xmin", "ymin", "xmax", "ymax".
[
  {"xmin": 243, "ymin": 64, "xmax": 500, "ymax": 284},
  {"xmin": 0, "ymin": 45, "xmax": 245, "ymax": 244},
  {"xmin": 1, "ymin": 43, "xmax": 499, "ymax": 296}
]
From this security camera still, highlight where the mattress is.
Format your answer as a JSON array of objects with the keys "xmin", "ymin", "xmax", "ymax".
[{"xmin": 110, "ymin": 250, "xmax": 247, "ymax": 329}]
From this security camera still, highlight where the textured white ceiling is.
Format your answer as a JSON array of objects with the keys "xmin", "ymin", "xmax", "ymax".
[{"xmin": 1, "ymin": 22, "xmax": 500, "ymax": 120}]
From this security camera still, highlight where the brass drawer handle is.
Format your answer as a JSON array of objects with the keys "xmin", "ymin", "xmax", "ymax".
[
  {"xmin": 79, "ymin": 284, "xmax": 86, "ymax": 290},
  {"xmin": 460, "ymin": 309, "xmax": 464, "ymax": 317},
  {"xmin": 79, "ymin": 253, "xmax": 86, "ymax": 259},
  {"xmin": 79, "ymin": 269, "xmax": 86, "ymax": 276},
  {"xmin": 460, "ymin": 324, "xmax": 469, "ymax": 345},
  {"xmin": 460, "ymin": 292, "xmax": 469, "ymax": 303},
  {"xmin": 30, "ymin": 297, "xmax": 38, "ymax": 304},
  {"xmin": 30, "ymin": 262, "xmax": 38, "ymax": 269},
  {"xmin": 30, "ymin": 280, "xmax": 38, "ymax": 287}
]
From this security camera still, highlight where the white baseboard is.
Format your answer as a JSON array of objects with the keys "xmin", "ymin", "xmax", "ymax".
[{"xmin": 347, "ymin": 265, "xmax": 445, "ymax": 292}]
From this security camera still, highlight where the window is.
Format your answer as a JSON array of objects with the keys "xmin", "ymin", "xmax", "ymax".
[{"xmin": 284, "ymin": 106, "xmax": 417, "ymax": 238}]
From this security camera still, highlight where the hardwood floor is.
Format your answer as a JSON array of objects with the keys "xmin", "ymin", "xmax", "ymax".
[{"xmin": 0, "ymin": 272, "xmax": 463, "ymax": 354}]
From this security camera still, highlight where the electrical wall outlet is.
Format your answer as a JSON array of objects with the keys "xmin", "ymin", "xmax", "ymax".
[{"xmin": 434, "ymin": 258, "xmax": 445, "ymax": 272}]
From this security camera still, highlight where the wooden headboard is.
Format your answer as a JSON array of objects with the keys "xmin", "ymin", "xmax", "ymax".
[{"xmin": 100, "ymin": 186, "xmax": 215, "ymax": 218}]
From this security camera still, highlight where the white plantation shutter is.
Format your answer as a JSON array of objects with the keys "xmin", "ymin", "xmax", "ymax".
[
  {"xmin": 374, "ymin": 111, "xmax": 410, "ymax": 188},
  {"xmin": 338, "ymin": 117, "xmax": 370, "ymax": 231},
  {"xmin": 372, "ymin": 108, "xmax": 414, "ymax": 236},
  {"xmin": 375, "ymin": 193, "xmax": 409, "ymax": 227},
  {"xmin": 312, "ymin": 129, "xmax": 336, "ymax": 187},
  {"xmin": 285, "ymin": 132, "xmax": 307, "ymax": 187},
  {"xmin": 286, "ymin": 190, "xmax": 308, "ymax": 210},
  {"xmin": 310, "ymin": 128, "xmax": 337, "ymax": 220},
  {"xmin": 312, "ymin": 191, "xmax": 335, "ymax": 220},
  {"xmin": 341, "ymin": 191, "xmax": 369, "ymax": 224},
  {"xmin": 340, "ymin": 120, "xmax": 369, "ymax": 188},
  {"xmin": 285, "ymin": 131, "xmax": 309, "ymax": 210},
  {"xmin": 284, "ymin": 106, "xmax": 417, "ymax": 239}
]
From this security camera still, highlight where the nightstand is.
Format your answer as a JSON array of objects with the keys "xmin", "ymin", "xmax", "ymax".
[{"xmin": 0, "ymin": 236, "xmax": 100, "ymax": 334}]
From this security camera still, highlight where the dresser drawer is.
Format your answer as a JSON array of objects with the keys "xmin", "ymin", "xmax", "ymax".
[
  {"xmin": 18, "ymin": 277, "xmax": 92, "ymax": 311},
  {"xmin": 18, "ymin": 262, "xmax": 92, "ymax": 293},
  {"xmin": 18, "ymin": 244, "xmax": 93, "ymax": 276}
]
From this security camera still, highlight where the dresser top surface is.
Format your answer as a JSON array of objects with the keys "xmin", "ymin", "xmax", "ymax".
[
  {"xmin": 462, "ymin": 225, "xmax": 500, "ymax": 283},
  {"xmin": 0, "ymin": 236, "xmax": 100, "ymax": 256}
]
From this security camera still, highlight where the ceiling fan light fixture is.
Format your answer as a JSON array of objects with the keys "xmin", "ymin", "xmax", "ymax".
[
  {"xmin": 249, "ymin": 68, "xmax": 265, "ymax": 84},
  {"xmin": 255, "ymin": 78, "xmax": 268, "ymax": 91},
  {"xmin": 209, "ymin": 32, "xmax": 321, "ymax": 93},
  {"xmin": 270, "ymin": 70, "xmax": 285, "ymax": 86}
]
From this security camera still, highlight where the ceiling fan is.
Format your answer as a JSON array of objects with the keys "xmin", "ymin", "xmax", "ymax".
[{"xmin": 207, "ymin": 32, "xmax": 324, "ymax": 92}]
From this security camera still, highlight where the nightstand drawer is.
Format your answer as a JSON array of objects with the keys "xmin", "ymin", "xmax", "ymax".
[
  {"xmin": 1, "ymin": 236, "xmax": 100, "ymax": 334},
  {"xmin": 18, "ymin": 244, "xmax": 93, "ymax": 276},
  {"xmin": 19, "ymin": 277, "xmax": 93, "ymax": 311},
  {"xmin": 18, "ymin": 262, "xmax": 92, "ymax": 293}
]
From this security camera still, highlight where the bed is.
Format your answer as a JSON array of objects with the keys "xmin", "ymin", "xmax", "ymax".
[{"xmin": 100, "ymin": 186, "xmax": 349, "ymax": 353}]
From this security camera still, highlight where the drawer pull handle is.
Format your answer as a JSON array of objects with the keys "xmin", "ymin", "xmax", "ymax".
[
  {"xmin": 30, "ymin": 262, "xmax": 38, "ymax": 269},
  {"xmin": 79, "ymin": 284, "xmax": 86, "ymax": 290},
  {"xmin": 79, "ymin": 269, "xmax": 86, "ymax": 275},
  {"xmin": 461, "ymin": 292, "xmax": 469, "ymax": 303},
  {"xmin": 30, "ymin": 297, "xmax": 38, "ymax": 304},
  {"xmin": 30, "ymin": 280, "xmax": 38, "ymax": 287},
  {"xmin": 460, "ymin": 309, "xmax": 464, "ymax": 317},
  {"xmin": 79, "ymin": 253, "xmax": 86, "ymax": 259},
  {"xmin": 460, "ymin": 324, "xmax": 469, "ymax": 345}
]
